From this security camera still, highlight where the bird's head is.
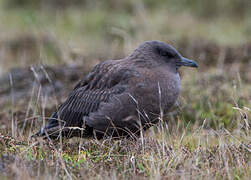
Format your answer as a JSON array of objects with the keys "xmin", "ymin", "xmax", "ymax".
[{"xmin": 134, "ymin": 41, "xmax": 198, "ymax": 70}]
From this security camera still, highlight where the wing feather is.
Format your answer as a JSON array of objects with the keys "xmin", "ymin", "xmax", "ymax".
[
  {"xmin": 50, "ymin": 60, "xmax": 127, "ymax": 128},
  {"xmin": 56, "ymin": 87, "xmax": 122, "ymax": 128},
  {"xmin": 39, "ymin": 60, "xmax": 139, "ymax": 138}
]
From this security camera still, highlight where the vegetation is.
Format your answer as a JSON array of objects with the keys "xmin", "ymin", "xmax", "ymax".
[{"xmin": 0, "ymin": 0, "xmax": 250, "ymax": 179}]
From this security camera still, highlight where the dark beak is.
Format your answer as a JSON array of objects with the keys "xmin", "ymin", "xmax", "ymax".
[{"xmin": 179, "ymin": 57, "xmax": 198, "ymax": 68}]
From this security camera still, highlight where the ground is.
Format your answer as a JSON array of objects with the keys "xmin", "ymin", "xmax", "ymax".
[{"xmin": 0, "ymin": 0, "xmax": 250, "ymax": 179}]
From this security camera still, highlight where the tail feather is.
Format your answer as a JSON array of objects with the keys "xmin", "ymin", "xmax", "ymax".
[{"xmin": 35, "ymin": 112, "xmax": 93, "ymax": 139}]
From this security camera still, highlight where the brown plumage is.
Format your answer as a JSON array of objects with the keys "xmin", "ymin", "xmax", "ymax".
[{"xmin": 37, "ymin": 41, "xmax": 198, "ymax": 139}]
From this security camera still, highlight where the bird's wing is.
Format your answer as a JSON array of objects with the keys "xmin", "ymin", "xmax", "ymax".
[
  {"xmin": 84, "ymin": 67, "xmax": 174, "ymax": 139},
  {"xmin": 40, "ymin": 60, "xmax": 136, "ymax": 137},
  {"xmin": 55, "ymin": 82, "xmax": 125, "ymax": 127}
]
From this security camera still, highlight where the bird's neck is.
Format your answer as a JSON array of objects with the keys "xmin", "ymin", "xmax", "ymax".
[{"xmin": 125, "ymin": 53, "xmax": 160, "ymax": 69}]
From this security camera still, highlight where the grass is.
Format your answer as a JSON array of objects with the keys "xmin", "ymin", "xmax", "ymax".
[
  {"xmin": 0, "ymin": 0, "xmax": 251, "ymax": 179},
  {"xmin": 0, "ymin": 64, "xmax": 250, "ymax": 179},
  {"xmin": 0, "ymin": 124, "xmax": 250, "ymax": 179}
]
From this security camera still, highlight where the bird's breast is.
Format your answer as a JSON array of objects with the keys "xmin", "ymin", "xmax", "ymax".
[
  {"xmin": 161, "ymin": 73, "xmax": 180, "ymax": 110},
  {"xmin": 129, "ymin": 70, "xmax": 180, "ymax": 116}
]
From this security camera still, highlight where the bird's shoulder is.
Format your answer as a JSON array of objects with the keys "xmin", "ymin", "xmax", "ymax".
[{"xmin": 74, "ymin": 59, "xmax": 140, "ymax": 91}]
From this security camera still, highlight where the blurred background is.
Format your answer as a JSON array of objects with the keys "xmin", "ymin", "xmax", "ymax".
[
  {"xmin": 0, "ymin": 0, "xmax": 251, "ymax": 72},
  {"xmin": 0, "ymin": 0, "xmax": 250, "ymax": 134}
]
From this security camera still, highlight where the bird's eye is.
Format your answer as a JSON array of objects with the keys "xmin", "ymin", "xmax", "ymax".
[{"xmin": 158, "ymin": 48, "xmax": 174, "ymax": 58}]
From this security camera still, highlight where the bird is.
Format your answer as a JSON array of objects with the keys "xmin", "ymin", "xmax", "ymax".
[{"xmin": 37, "ymin": 41, "xmax": 198, "ymax": 140}]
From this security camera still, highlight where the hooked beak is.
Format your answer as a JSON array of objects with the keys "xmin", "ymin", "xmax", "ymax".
[{"xmin": 178, "ymin": 57, "xmax": 198, "ymax": 68}]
